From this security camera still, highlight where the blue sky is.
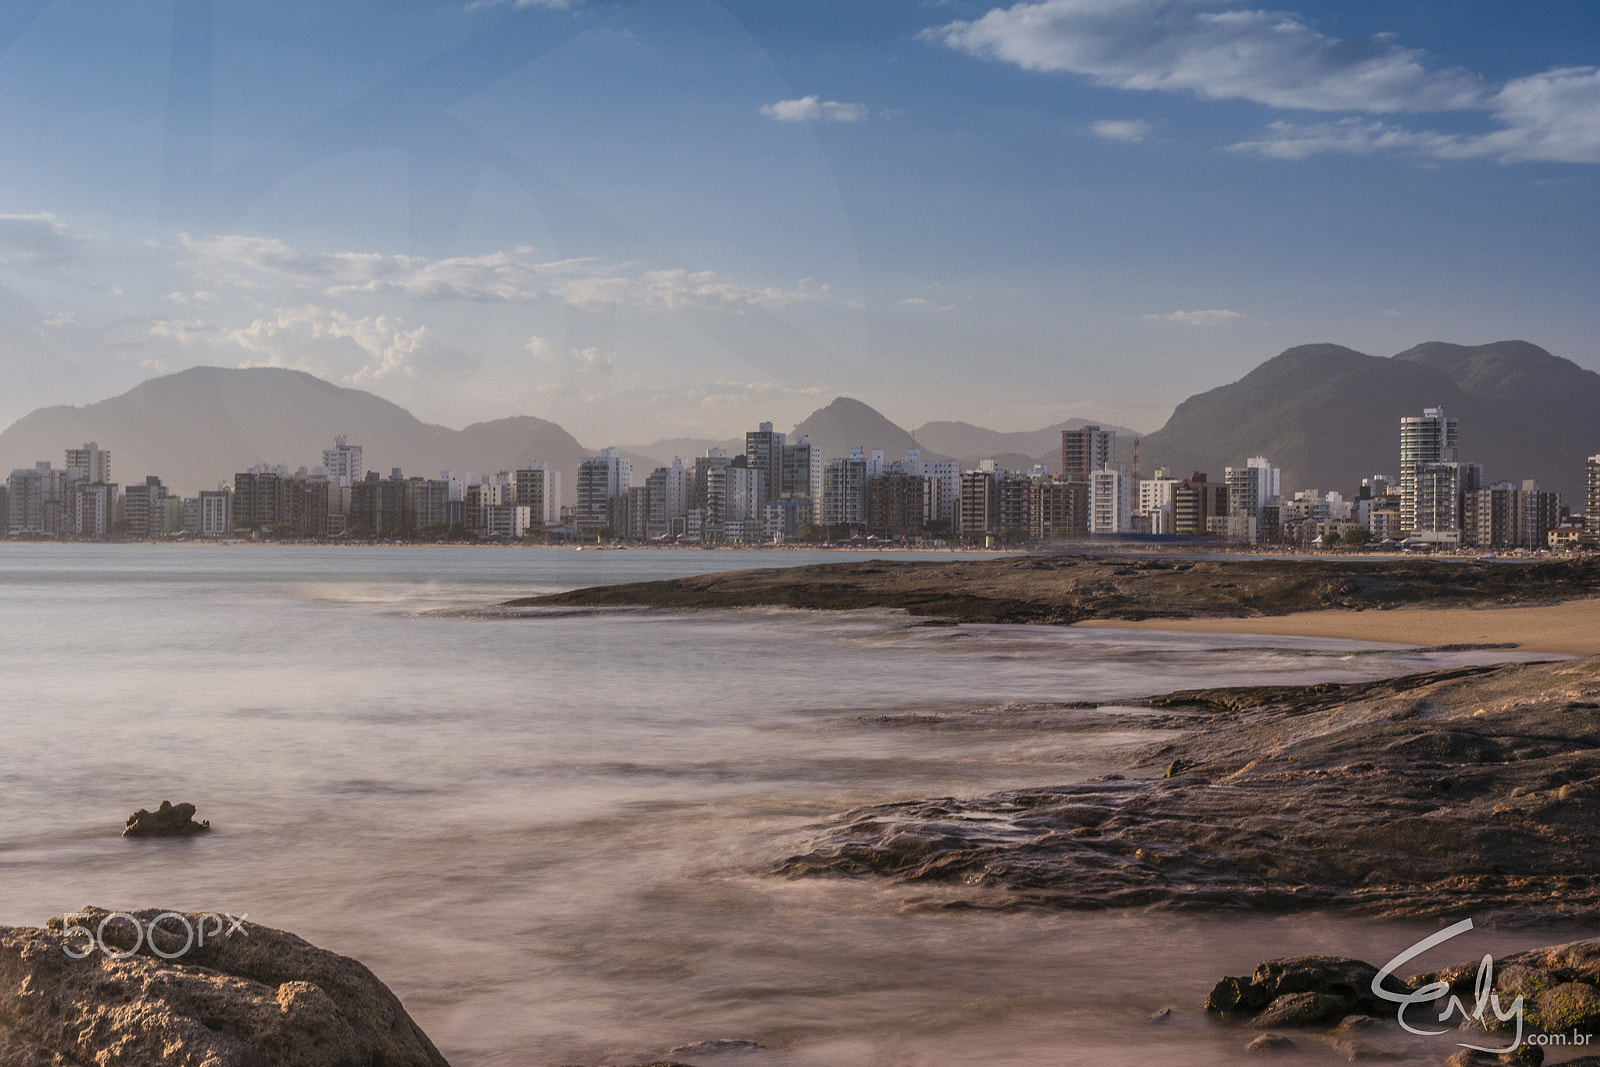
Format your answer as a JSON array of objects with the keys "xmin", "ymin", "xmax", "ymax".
[{"xmin": 0, "ymin": 0, "xmax": 1595, "ymax": 445}]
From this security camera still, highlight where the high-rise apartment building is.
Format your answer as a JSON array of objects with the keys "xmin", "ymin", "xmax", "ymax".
[
  {"xmin": 923, "ymin": 460, "xmax": 960, "ymax": 532},
  {"xmin": 1400, "ymin": 407, "xmax": 1459, "ymax": 534},
  {"xmin": 1089, "ymin": 464, "xmax": 1132, "ymax": 534},
  {"xmin": 1028, "ymin": 479, "xmax": 1088, "ymax": 539},
  {"xmin": 1060, "ymin": 426, "xmax": 1113, "ymax": 483},
  {"xmin": 513, "ymin": 465, "xmax": 561, "ymax": 527},
  {"xmin": 867, "ymin": 471, "xmax": 924, "ymax": 538},
  {"xmin": 780, "ymin": 436, "xmax": 822, "ymax": 518},
  {"xmin": 821, "ymin": 454, "xmax": 869, "ymax": 531},
  {"xmin": 64, "ymin": 443, "xmax": 110, "ymax": 485},
  {"xmin": 645, "ymin": 459, "xmax": 690, "ymax": 539},
  {"xmin": 123, "ymin": 476, "xmax": 168, "ymax": 540},
  {"xmin": 1588, "ymin": 455, "xmax": 1600, "ymax": 530},
  {"xmin": 199, "ymin": 489, "xmax": 232, "ymax": 537},
  {"xmin": 1409, "ymin": 461, "xmax": 1479, "ymax": 545},
  {"xmin": 958, "ymin": 467, "xmax": 997, "ymax": 539},
  {"xmin": 745, "ymin": 422, "xmax": 785, "ymax": 506},
  {"xmin": 74, "ymin": 482, "xmax": 114, "ymax": 539},
  {"xmin": 575, "ymin": 448, "xmax": 631, "ymax": 537},
  {"xmin": 321, "ymin": 437, "xmax": 363, "ymax": 487}
]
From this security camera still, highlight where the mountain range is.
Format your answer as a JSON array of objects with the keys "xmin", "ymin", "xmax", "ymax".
[
  {"xmin": 1139, "ymin": 340, "xmax": 1598, "ymax": 504},
  {"xmin": 0, "ymin": 367, "xmax": 588, "ymax": 503},
  {"xmin": 1, "ymin": 339, "xmax": 1595, "ymax": 506}
]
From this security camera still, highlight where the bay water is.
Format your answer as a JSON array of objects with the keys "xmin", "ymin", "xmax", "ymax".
[{"xmin": 0, "ymin": 545, "xmax": 1582, "ymax": 1064}]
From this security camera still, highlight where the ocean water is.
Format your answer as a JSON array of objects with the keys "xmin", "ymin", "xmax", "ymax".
[{"xmin": 0, "ymin": 544, "xmax": 1583, "ymax": 1065}]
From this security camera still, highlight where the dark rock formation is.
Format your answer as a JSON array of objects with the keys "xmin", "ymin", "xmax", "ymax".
[
  {"xmin": 123, "ymin": 799, "xmax": 210, "ymax": 837},
  {"xmin": 768, "ymin": 657, "xmax": 1600, "ymax": 917},
  {"xmin": 0, "ymin": 906, "xmax": 449, "ymax": 1066},
  {"xmin": 1209, "ymin": 940, "xmax": 1600, "ymax": 1064},
  {"xmin": 1207, "ymin": 957, "xmax": 1401, "ymax": 1024},
  {"xmin": 510, "ymin": 555, "xmax": 1600, "ymax": 625}
]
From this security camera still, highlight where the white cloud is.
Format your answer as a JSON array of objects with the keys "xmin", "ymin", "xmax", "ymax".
[
  {"xmin": 177, "ymin": 234, "xmax": 820, "ymax": 312},
  {"xmin": 1143, "ymin": 308, "xmax": 1243, "ymax": 326},
  {"xmin": 1229, "ymin": 69, "xmax": 1600, "ymax": 163},
  {"xmin": 167, "ymin": 290, "xmax": 218, "ymax": 305},
  {"xmin": 935, "ymin": 1, "xmax": 1600, "ymax": 166},
  {"xmin": 153, "ymin": 305, "xmax": 432, "ymax": 385},
  {"xmin": 1091, "ymin": 118, "xmax": 1154, "ymax": 143},
  {"xmin": 760, "ymin": 95, "xmax": 871, "ymax": 123},
  {"xmin": 932, "ymin": 0, "xmax": 1484, "ymax": 114},
  {"xmin": 522, "ymin": 335, "xmax": 613, "ymax": 371},
  {"xmin": 0, "ymin": 213, "xmax": 104, "ymax": 266},
  {"xmin": 148, "ymin": 317, "xmax": 209, "ymax": 344},
  {"xmin": 40, "ymin": 311, "xmax": 76, "ymax": 328},
  {"xmin": 545, "ymin": 267, "xmax": 821, "ymax": 312}
]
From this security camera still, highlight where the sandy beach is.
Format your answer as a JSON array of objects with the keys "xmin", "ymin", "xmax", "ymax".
[{"xmin": 1078, "ymin": 596, "xmax": 1600, "ymax": 656}]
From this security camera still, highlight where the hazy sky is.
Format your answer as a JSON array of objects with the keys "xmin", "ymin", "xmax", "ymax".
[{"xmin": 1, "ymin": 0, "xmax": 1596, "ymax": 445}]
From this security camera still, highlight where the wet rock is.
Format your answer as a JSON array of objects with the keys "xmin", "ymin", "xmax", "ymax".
[
  {"xmin": 1446, "ymin": 1048, "xmax": 1543, "ymax": 1067},
  {"xmin": 1209, "ymin": 956, "xmax": 1399, "ymax": 1024},
  {"xmin": 769, "ymin": 657, "xmax": 1600, "ymax": 919},
  {"xmin": 1147, "ymin": 1006, "xmax": 1173, "ymax": 1023},
  {"xmin": 1252, "ymin": 957, "xmax": 1395, "ymax": 1015},
  {"xmin": 1501, "ymin": 936, "xmax": 1600, "ymax": 985},
  {"xmin": 1245, "ymin": 1033, "xmax": 1295, "ymax": 1054},
  {"xmin": 122, "ymin": 799, "xmax": 210, "ymax": 836},
  {"xmin": 0, "ymin": 906, "xmax": 448, "ymax": 1065},
  {"xmin": 1206, "ymin": 975, "xmax": 1270, "ymax": 1015},
  {"xmin": 1532, "ymin": 981, "xmax": 1600, "ymax": 1034},
  {"xmin": 1251, "ymin": 992, "xmax": 1351, "ymax": 1028}
]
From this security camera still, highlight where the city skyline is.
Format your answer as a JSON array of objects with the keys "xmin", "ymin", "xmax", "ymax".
[{"xmin": 0, "ymin": 1, "xmax": 1596, "ymax": 447}]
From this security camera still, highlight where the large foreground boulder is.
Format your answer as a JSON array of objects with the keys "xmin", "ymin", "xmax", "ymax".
[{"xmin": 0, "ymin": 906, "xmax": 448, "ymax": 1066}]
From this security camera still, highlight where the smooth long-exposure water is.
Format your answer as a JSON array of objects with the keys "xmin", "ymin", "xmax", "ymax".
[{"xmin": 0, "ymin": 545, "xmax": 1584, "ymax": 1065}]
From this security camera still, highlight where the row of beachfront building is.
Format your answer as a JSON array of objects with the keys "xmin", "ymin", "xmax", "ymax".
[{"xmin": 6, "ymin": 413, "xmax": 1599, "ymax": 549}]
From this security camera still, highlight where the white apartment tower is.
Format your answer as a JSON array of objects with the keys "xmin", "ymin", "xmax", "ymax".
[
  {"xmin": 322, "ymin": 436, "xmax": 363, "ymax": 487},
  {"xmin": 1089, "ymin": 464, "xmax": 1133, "ymax": 534},
  {"xmin": 1400, "ymin": 407, "xmax": 1459, "ymax": 534}
]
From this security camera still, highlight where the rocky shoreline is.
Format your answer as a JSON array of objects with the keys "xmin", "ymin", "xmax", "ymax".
[
  {"xmin": 770, "ymin": 656, "xmax": 1600, "ymax": 920},
  {"xmin": 508, "ymin": 555, "xmax": 1600, "ymax": 624}
]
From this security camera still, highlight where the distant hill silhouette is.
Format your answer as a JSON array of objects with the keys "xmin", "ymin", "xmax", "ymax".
[
  {"xmin": 1139, "ymin": 340, "xmax": 1599, "ymax": 504},
  {"xmin": 0, "ymin": 366, "xmax": 587, "ymax": 501},
  {"xmin": 8, "ymin": 343, "xmax": 1592, "ymax": 507},
  {"xmin": 788, "ymin": 398, "xmax": 937, "ymax": 465}
]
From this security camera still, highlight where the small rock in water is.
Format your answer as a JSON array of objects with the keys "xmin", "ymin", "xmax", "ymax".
[
  {"xmin": 1147, "ymin": 1006, "xmax": 1173, "ymax": 1024},
  {"xmin": 1245, "ymin": 1033, "xmax": 1295, "ymax": 1054},
  {"xmin": 123, "ymin": 799, "xmax": 210, "ymax": 836}
]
